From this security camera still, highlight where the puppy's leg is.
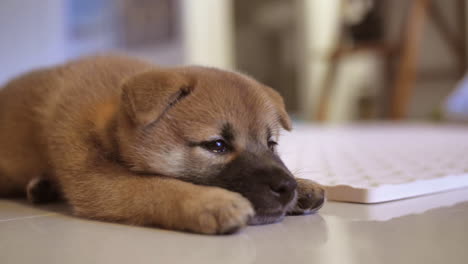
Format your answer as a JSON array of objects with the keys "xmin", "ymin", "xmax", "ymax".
[
  {"xmin": 26, "ymin": 177, "xmax": 60, "ymax": 204},
  {"xmin": 287, "ymin": 178, "xmax": 326, "ymax": 215},
  {"xmin": 61, "ymin": 166, "xmax": 254, "ymax": 234}
]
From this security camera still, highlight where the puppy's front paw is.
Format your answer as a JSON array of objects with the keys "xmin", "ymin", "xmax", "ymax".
[
  {"xmin": 288, "ymin": 178, "xmax": 325, "ymax": 215},
  {"xmin": 184, "ymin": 188, "xmax": 254, "ymax": 234}
]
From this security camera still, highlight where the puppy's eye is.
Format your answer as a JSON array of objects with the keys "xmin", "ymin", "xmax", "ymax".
[
  {"xmin": 202, "ymin": 140, "xmax": 230, "ymax": 153},
  {"xmin": 267, "ymin": 140, "xmax": 278, "ymax": 151}
]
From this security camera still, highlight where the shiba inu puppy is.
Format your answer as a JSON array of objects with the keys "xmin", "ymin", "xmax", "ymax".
[{"xmin": 0, "ymin": 55, "xmax": 324, "ymax": 234}]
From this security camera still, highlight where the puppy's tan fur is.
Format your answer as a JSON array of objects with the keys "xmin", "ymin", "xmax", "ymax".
[{"xmin": 0, "ymin": 55, "xmax": 323, "ymax": 234}]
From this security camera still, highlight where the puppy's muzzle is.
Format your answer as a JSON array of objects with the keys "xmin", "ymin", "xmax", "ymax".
[
  {"xmin": 214, "ymin": 152, "xmax": 301, "ymax": 224},
  {"xmin": 255, "ymin": 166, "xmax": 297, "ymax": 206}
]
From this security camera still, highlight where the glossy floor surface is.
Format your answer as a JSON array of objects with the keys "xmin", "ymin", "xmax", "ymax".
[{"xmin": 1, "ymin": 188, "xmax": 468, "ymax": 264}]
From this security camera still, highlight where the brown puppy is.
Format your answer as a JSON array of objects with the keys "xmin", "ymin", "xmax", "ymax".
[{"xmin": 0, "ymin": 55, "xmax": 324, "ymax": 234}]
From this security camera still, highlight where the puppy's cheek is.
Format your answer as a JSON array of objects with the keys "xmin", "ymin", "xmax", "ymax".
[
  {"xmin": 191, "ymin": 148, "xmax": 233, "ymax": 165},
  {"xmin": 146, "ymin": 150, "xmax": 187, "ymax": 177},
  {"xmin": 185, "ymin": 149, "xmax": 232, "ymax": 178}
]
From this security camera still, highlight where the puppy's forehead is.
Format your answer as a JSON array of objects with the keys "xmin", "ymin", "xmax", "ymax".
[{"xmin": 175, "ymin": 67, "xmax": 281, "ymax": 139}]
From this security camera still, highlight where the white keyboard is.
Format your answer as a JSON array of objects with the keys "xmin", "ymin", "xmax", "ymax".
[{"xmin": 279, "ymin": 123, "xmax": 468, "ymax": 203}]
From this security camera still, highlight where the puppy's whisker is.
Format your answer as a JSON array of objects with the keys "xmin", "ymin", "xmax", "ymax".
[{"xmin": 290, "ymin": 168, "xmax": 326, "ymax": 178}]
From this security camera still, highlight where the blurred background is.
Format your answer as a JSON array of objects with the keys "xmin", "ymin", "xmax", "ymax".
[{"xmin": 1, "ymin": 0, "xmax": 467, "ymax": 124}]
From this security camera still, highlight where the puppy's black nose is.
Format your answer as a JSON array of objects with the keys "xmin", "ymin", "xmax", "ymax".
[{"xmin": 269, "ymin": 175, "xmax": 297, "ymax": 204}]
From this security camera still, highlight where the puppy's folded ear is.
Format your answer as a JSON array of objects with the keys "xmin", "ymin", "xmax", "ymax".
[
  {"xmin": 121, "ymin": 70, "xmax": 194, "ymax": 127},
  {"xmin": 262, "ymin": 86, "xmax": 292, "ymax": 131}
]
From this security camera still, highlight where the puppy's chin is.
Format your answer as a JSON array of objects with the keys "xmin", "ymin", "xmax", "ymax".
[
  {"xmin": 248, "ymin": 211, "xmax": 286, "ymax": 225},
  {"xmin": 247, "ymin": 190, "xmax": 298, "ymax": 225}
]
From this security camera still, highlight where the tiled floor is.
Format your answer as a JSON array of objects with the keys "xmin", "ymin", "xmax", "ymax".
[{"xmin": 1, "ymin": 188, "xmax": 468, "ymax": 264}]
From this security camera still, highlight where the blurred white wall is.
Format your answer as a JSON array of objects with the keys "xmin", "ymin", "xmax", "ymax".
[
  {"xmin": 297, "ymin": 0, "xmax": 342, "ymax": 120},
  {"xmin": 181, "ymin": 0, "xmax": 234, "ymax": 69},
  {"xmin": 0, "ymin": 0, "xmax": 66, "ymax": 84},
  {"xmin": 0, "ymin": 0, "xmax": 234, "ymax": 85}
]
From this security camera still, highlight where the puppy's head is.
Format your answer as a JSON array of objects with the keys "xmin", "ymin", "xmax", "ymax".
[{"xmin": 116, "ymin": 67, "xmax": 319, "ymax": 224}]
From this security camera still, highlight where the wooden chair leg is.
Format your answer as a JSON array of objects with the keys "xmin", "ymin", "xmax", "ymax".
[
  {"xmin": 316, "ymin": 58, "xmax": 339, "ymax": 122},
  {"xmin": 456, "ymin": 0, "xmax": 467, "ymax": 75},
  {"xmin": 429, "ymin": 0, "xmax": 466, "ymax": 76},
  {"xmin": 390, "ymin": 0, "xmax": 429, "ymax": 119}
]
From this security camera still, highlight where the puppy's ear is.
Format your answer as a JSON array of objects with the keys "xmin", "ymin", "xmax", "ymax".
[
  {"xmin": 121, "ymin": 70, "xmax": 194, "ymax": 127},
  {"xmin": 262, "ymin": 86, "xmax": 292, "ymax": 131}
]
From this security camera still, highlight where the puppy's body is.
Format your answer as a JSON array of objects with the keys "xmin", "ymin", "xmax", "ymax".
[
  {"xmin": 0, "ymin": 56, "xmax": 147, "ymax": 195},
  {"xmin": 0, "ymin": 56, "xmax": 324, "ymax": 234}
]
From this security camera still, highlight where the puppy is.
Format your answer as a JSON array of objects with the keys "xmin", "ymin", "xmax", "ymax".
[{"xmin": 0, "ymin": 55, "xmax": 324, "ymax": 234}]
